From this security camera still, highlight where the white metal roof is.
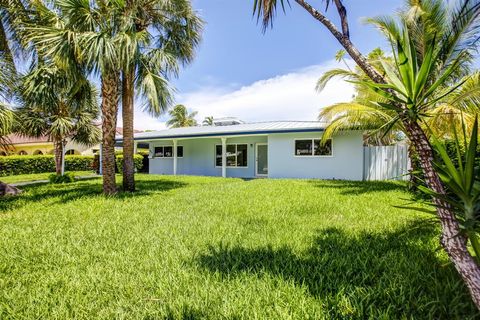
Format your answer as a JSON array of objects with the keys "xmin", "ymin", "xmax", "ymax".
[{"xmin": 117, "ymin": 121, "xmax": 329, "ymax": 142}]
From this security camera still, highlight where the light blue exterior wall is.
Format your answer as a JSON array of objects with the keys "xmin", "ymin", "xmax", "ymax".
[
  {"xmin": 148, "ymin": 136, "xmax": 268, "ymax": 178},
  {"xmin": 146, "ymin": 130, "xmax": 363, "ymax": 180},
  {"xmin": 268, "ymin": 131, "xmax": 364, "ymax": 180}
]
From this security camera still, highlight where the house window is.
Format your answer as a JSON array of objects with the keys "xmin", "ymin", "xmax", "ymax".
[
  {"xmin": 154, "ymin": 146, "xmax": 183, "ymax": 158},
  {"xmin": 295, "ymin": 139, "xmax": 332, "ymax": 156},
  {"xmin": 215, "ymin": 144, "xmax": 248, "ymax": 167}
]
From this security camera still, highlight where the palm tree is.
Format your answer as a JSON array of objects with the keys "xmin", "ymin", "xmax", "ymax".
[
  {"xmin": 0, "ymin": 0, "xmax": 33, "ymax": 194},
  {"xmin": 253, "ymin": 0, "xmax": 480, "ymax": 306},
  {"xmin": 118, "ymin": 0, "xmax": 203, "ymax": 191},
  {"xmin": 203, "ymin": 116, "xmax": 214, "ymax": 126},
  {"xmin": 16, "ymin": 63, "xmax": 100, "ymax": 175},
  {"xmin": 166, "ymin": 104, "xmax": 198, "ymax": 128},
  {"xmin": 318, "ymin": 49, "xmax": 402, "ymax": 145},
  {"xmin": 27, "ymin": 0, "xmax": 126, "ymax": 194},
  {"xmin": 318, "ymin": 51, "xmax": 480, "ymax": 144}
]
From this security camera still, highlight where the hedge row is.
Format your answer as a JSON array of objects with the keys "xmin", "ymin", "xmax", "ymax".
[
  {"xmin": 0, "ymin": 155, "xmax": 94, "ymax": 176},
  {"xmin": 0, "ymin": 154, "xmax": 145, "ymax": 176},
  {"xmin": 115, "ymin": 154, "xmax": 144, "ymax": 173}
]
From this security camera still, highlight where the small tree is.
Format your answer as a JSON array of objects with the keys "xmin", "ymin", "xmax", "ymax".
[{"xmin": 16, "ymin": 64, "xmax": 100, "ymax": 175}]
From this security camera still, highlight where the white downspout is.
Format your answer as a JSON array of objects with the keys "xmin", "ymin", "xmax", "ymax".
[
  {"xmin": 221, "ymin": 137, "xmax": 227, "ymax": 178},
  {"xmin": 173, "ymin": 139, "xmax": 178, "ymax": 176}
]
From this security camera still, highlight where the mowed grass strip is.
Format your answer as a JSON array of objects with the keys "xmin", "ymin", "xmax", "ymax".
[
  {"xmin": 1, "ymin": 171, "xmax": 96, "ymax": 184},
  {"xmin": 0, "ymin": 174, "xmax": 478, "ymax": 319}
]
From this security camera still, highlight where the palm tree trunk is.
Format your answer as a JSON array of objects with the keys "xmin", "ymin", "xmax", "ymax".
[
  {"xmin": 122, "ymin": 68, "xmax": 135, "ymax": 192},
  {"xmin": 294, "ymin": 0, "xmax": 384, "ymax": 83},
  {"xmin": 403, "ymin": 119, "xmax": 480, "ymax": 307},
  {"xmin": 101, "ymin": 70, "xmax": 119, "ymax": 195},
  {"xmin": 406, "ymin": 142, "xmax": 419, "ymax": 191},
  {"xmin": 291, "ymin": 0, "xmax": 480, "ymax": 308},
  {"xmin": 53, "ymin": 139, "xmax": 63, "ymax": 175}
]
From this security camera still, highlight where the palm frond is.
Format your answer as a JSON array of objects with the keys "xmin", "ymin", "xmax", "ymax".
[{"xmin": 316, "ymin": 68, "xmax": 360, "ymax": 92}]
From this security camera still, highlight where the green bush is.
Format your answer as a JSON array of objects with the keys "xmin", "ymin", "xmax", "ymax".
[
  {"xmin": 49, "ymin": 172, "xmax": 75, "ymax": 184},
  {"xmin": 115, "ymin": 154, "xmax": 144, "ymax": 173},
  {"xmin": 0, "ymin": 155, "xmax": 94, "ymax": 176}
]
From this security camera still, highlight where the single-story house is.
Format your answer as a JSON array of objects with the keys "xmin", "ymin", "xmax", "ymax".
[{"xmin": 117, "ymin": 121, "xmax": 365, "ymax": 180}]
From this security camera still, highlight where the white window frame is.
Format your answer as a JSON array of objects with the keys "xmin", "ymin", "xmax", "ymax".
[
  {"xmin": 215, "ymin": 143, "xmax": 248, "ymax": 168},
  {"xmin": 153, "ymin": 145, "xmax": 184, "ymax": 158},
  {"xmin": 293, "ymin": 138, "xmax": 333, "ymax": 157}
]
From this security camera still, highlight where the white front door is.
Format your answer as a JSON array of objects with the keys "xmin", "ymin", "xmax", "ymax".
[{"xmin": 256, "ymin": 143, "xmax": 268, "ymax": 176}]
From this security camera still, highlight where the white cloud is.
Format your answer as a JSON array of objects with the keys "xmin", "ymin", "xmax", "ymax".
[{"xmin": 129, "ymin": 60, "xmax": 354, "ymax": 130}]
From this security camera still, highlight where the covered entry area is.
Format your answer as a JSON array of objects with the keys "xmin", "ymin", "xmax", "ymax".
[{"xmin": 141, "ymin": 135, "xmax": 268, "ymax": 179}]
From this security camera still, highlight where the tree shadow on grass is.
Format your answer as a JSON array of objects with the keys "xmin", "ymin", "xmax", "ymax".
[
  {"xmin": 0, "ymin": 178, "xmax": 188, "ymax": 212},
  {"xmin": 309, "ymin": 179, "xmax": 407, "ymax": 195},
  {"xmin": 196, "ymin": 222, "xmax": 479, "ymax": 319}
]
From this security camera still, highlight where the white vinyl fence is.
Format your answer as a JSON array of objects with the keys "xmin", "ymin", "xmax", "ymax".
[{"xmin": 363, "ymin": 145, "xmax": 410, "ymax": 181}]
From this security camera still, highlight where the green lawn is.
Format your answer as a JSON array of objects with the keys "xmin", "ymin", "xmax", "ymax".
[
  {"xmin": 1, "ymin": 171, "xmax": 96, "ymax": 184},
  {"xmin": 0, "ymin": 174, "xmax": 477, "ymax": 319}
]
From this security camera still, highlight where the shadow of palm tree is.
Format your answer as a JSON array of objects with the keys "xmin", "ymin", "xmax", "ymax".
[
  {"xmin": 0, "ymin": 179, "xmax": 188, "ymax": 212},
  {"xmin": 162, "ymin": 304, "xmax": 206, "ymax": 320},
  {"xmin": 309, "ymin": 179, "xmax": 407, "ymax": 195},
  {"xmin": 196, "ymin": 223, "xmax": 478, "ymax": 319}
]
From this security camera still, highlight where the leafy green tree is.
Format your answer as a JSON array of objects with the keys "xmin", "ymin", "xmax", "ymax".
[
  {"xmin": 253, "ymin": 0, "xmax": 480, "ymax": 307},
  {"xmin": 166, "ymin": 104, "xmax": 198, "ymax": 128},
  {"xmin": 16, "ymin": 63, "xmax": 100, "ymax": 175},
  {"xmin": 118, "ymin": 0, "xmax": 202, "ymax": 191}
]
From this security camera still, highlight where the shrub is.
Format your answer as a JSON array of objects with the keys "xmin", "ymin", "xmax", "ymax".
[
  {"xmin": 49, "ymin": 172, "xmax": 75, "ymax": 184},
  {"xmin": 0, "ymin": 155, "xmax": 94, "ymax": 176},
  {"xmin": 115, "ymin": 154, "xmax": 144, "ymax": 173}
]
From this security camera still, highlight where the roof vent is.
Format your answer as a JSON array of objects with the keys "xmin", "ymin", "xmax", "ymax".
[{"xmin": 212, "ymin": 117, "xmax": 244, "ymax": 126}]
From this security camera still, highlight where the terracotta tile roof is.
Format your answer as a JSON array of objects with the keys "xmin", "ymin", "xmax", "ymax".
[
  {"xmin": 6, "ymin": 134, "xmax": 51, "ymax": 144},
  {"xmin": 7, "ymin": 127, "xmax": 143, "ymax": 144}
]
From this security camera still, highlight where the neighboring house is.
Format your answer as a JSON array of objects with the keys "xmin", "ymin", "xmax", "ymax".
[
  {"xmin": 116, "ymin": 121, "xmax": 365, "ymax": 180},
  {"xmin": 0, "ymin": 134, "xmax": 99, "ymax": 156},
  {"xmin": 2, "ymin": 127, "xmax": 142, "ymax": 156}
]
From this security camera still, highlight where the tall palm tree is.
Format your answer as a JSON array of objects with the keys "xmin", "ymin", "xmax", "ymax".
[
  {"xmin": 166, "ymin": 104, "xmax": 198, "ymax": 128},
  {"xmin": 27, "ymin": 0, "xmax": 126, "ymax": 194},
  {"xmin": 16, "ymin": 63, "xmax": 100, "ymax": 175},
  {"xmin": 119, "ymin": 0, "xmax": 203, "ymax": 191},
  {"xmin": 203, "ymin": 116, "xmax": 214, "ymax": 126},
  {"xmin": 253, "ymin": 0, "xmax": 480, "ymax": 307}
]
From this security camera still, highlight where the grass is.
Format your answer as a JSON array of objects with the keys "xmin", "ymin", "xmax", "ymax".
[
  {"xmin": 0, "ymin": 174, "xmax": 478, "ymax": 319},
  {"xmin": 1, "ymin": 171, "xmax": 96, "ymax": 184}
]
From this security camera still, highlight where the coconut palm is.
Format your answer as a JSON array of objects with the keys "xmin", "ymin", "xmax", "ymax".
[
  {"xmin": 317, "ymin": 49, "xmax": 402, "ymax": 145},
  {"xmin": 166, "ymin": 104, "xmax": 198, "ymax": 128},
  {"xmin": 253, "ymin": 0, "xmax": 480, "ymax": 306},
  {"xmin": 118, "ymin": 0, "xmax": 203, "ymax": 191},
  {"xmin": 203, "ymin": 116, "xmax": 214, "ymax": 126},
  {"xmin": 318, "ymin": 50, "xmax": 480, "ymax": 144},
  {"xmin": 16, "ymin": 63, "xmax": 100, "ymax": 175}
]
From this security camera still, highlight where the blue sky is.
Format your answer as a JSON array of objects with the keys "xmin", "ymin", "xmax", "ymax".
[
  {"xmin": 175, "ymin": 0, "xmax": 403, "ymax": 92},
  {"xmin": 134, "ymin": 0, "xmax": 406, "ymax": 129}
]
